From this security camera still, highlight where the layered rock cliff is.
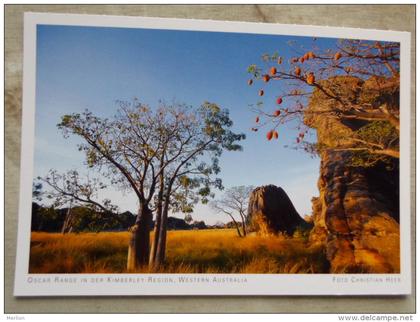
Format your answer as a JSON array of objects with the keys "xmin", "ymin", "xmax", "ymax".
[{"xmin": 305, "ymin": 76, "xmax": 400, "ymax": 273}]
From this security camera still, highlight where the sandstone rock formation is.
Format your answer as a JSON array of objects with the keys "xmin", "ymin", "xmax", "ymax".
[
  {"xmin": 247, "ymin": 185, "xmax": 307, "ymax": 235},
  {"xmin": 305, "ymin": 76, "xmax": 400, "ymax": 273}
]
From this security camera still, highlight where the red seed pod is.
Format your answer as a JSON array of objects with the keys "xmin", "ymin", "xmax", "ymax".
[
  {"xmin": 270, "ymin": 67, "xmax": 277, "ymax": 76},
  {"xmin": 306, "ymin": 72, "xmax": 315, "ymax": 85},
  {"xmin": 266, "ymin": 131, "xmax": 273, "ymax": 141},
  {"xmin": 276, "ymin": 97, "xmax": 283, "ymax": 105}
]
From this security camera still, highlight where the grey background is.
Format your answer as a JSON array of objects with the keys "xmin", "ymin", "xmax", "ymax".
[{"xmin": 5, "ymin": 4, "xmax": 416, "ymax": 313}]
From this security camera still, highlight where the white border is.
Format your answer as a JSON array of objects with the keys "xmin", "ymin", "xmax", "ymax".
[{"xmin": 14, "ymin": 12, "xmax": 412, "ymax": 296}]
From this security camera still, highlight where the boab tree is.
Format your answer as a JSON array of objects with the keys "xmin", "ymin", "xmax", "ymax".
[
  {"xmin": 247, "ymin": 39, "xmax": 400, "ymax": 167},
  {"xmin": 147, "ymin": 102, "xmax": 245, "ymax": 270},
  {"xmin": 58, "ymin": 101, "xmax": 245, "ymax": 271},
  {"xmin": 211, "ymin": 185, "xmax": 254, "ymax": 237}
]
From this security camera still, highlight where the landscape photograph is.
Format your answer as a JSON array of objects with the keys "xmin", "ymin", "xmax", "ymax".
[{"xmin": 29, "ymin": 24, "xmax": 400, "ymax": 275}]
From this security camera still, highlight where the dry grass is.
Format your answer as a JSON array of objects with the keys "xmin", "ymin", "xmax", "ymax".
[{"xmin": 29, "ymin": 229, "xmax": 329, "ymax": 274}]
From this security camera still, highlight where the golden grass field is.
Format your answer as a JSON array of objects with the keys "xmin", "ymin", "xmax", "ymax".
[{"xmin": 29, "ymin": 229, "xmax": 329, "ymax": 273}]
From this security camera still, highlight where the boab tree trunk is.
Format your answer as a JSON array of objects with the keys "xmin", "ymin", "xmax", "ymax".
[
  {"xmin": 152, "ymin": 176, "xmax": 173, "ymax": 270},
  {"xmin": 154, "ymin": 201, "xmax": 169, "ymax": 267},
  {"xmin": 149, "ymin": 170, "xmax": 164, "ymax": 271},
  {"xmin": 148, "ymin": 205, "xmax": 161, "ymax": 270},
  {"xmin": 127, "ymin": 205, "xmax": 153, "ymax": 272}
]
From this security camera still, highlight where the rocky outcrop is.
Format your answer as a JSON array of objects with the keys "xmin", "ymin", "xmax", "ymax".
[
  {"xmin": 247, "ymin": 185, "xmax": 307, "ymax": 235},
  {"xmin": 305, "ymin": 76, "xmax": 400, "ymax": 273}
]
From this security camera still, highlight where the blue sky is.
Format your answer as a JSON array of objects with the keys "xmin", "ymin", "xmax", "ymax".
[{"xmin": 34, "ymin": 25, "xmax": 340, "ymax": 224}]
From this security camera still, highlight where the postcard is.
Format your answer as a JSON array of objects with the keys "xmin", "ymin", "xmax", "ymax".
[{"xmin": 14, "ymin": 12, "xmax": 411, "ymax": 296}]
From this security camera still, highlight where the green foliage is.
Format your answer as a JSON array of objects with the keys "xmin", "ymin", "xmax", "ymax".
[
  {"xmin": 86, "ymin": 150, "xmax": 97, "ymax": 167},
  {"xmin": 247, "ymin": 64, "xmax": 262, "ymax": 78},
  {"xmin": 261, "ymin": 52, "xmax": 279, "ymax": 62},
  {"xmin": 184, "ymin": 214, "xmax": 193, "ymax": 224},
  {"xmin": 350, "ymin": 121, "xmax": 399, "ymax": 168},
  {"xmin": 357, "ymin": 121, "xmax": 398, "ymax": 146},
  {"xmin": 32, "ymin": 182, "xmax": 43, "ymax": 200}
]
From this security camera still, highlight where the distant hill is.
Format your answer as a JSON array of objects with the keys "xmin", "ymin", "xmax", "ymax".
[
  {"xmin": 31, "ymin": 202, "xmax": 212, "ymax": 233},
  {"xmin": 167, "ymin": 217, "xmax": 190, "ymax": 230}
]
